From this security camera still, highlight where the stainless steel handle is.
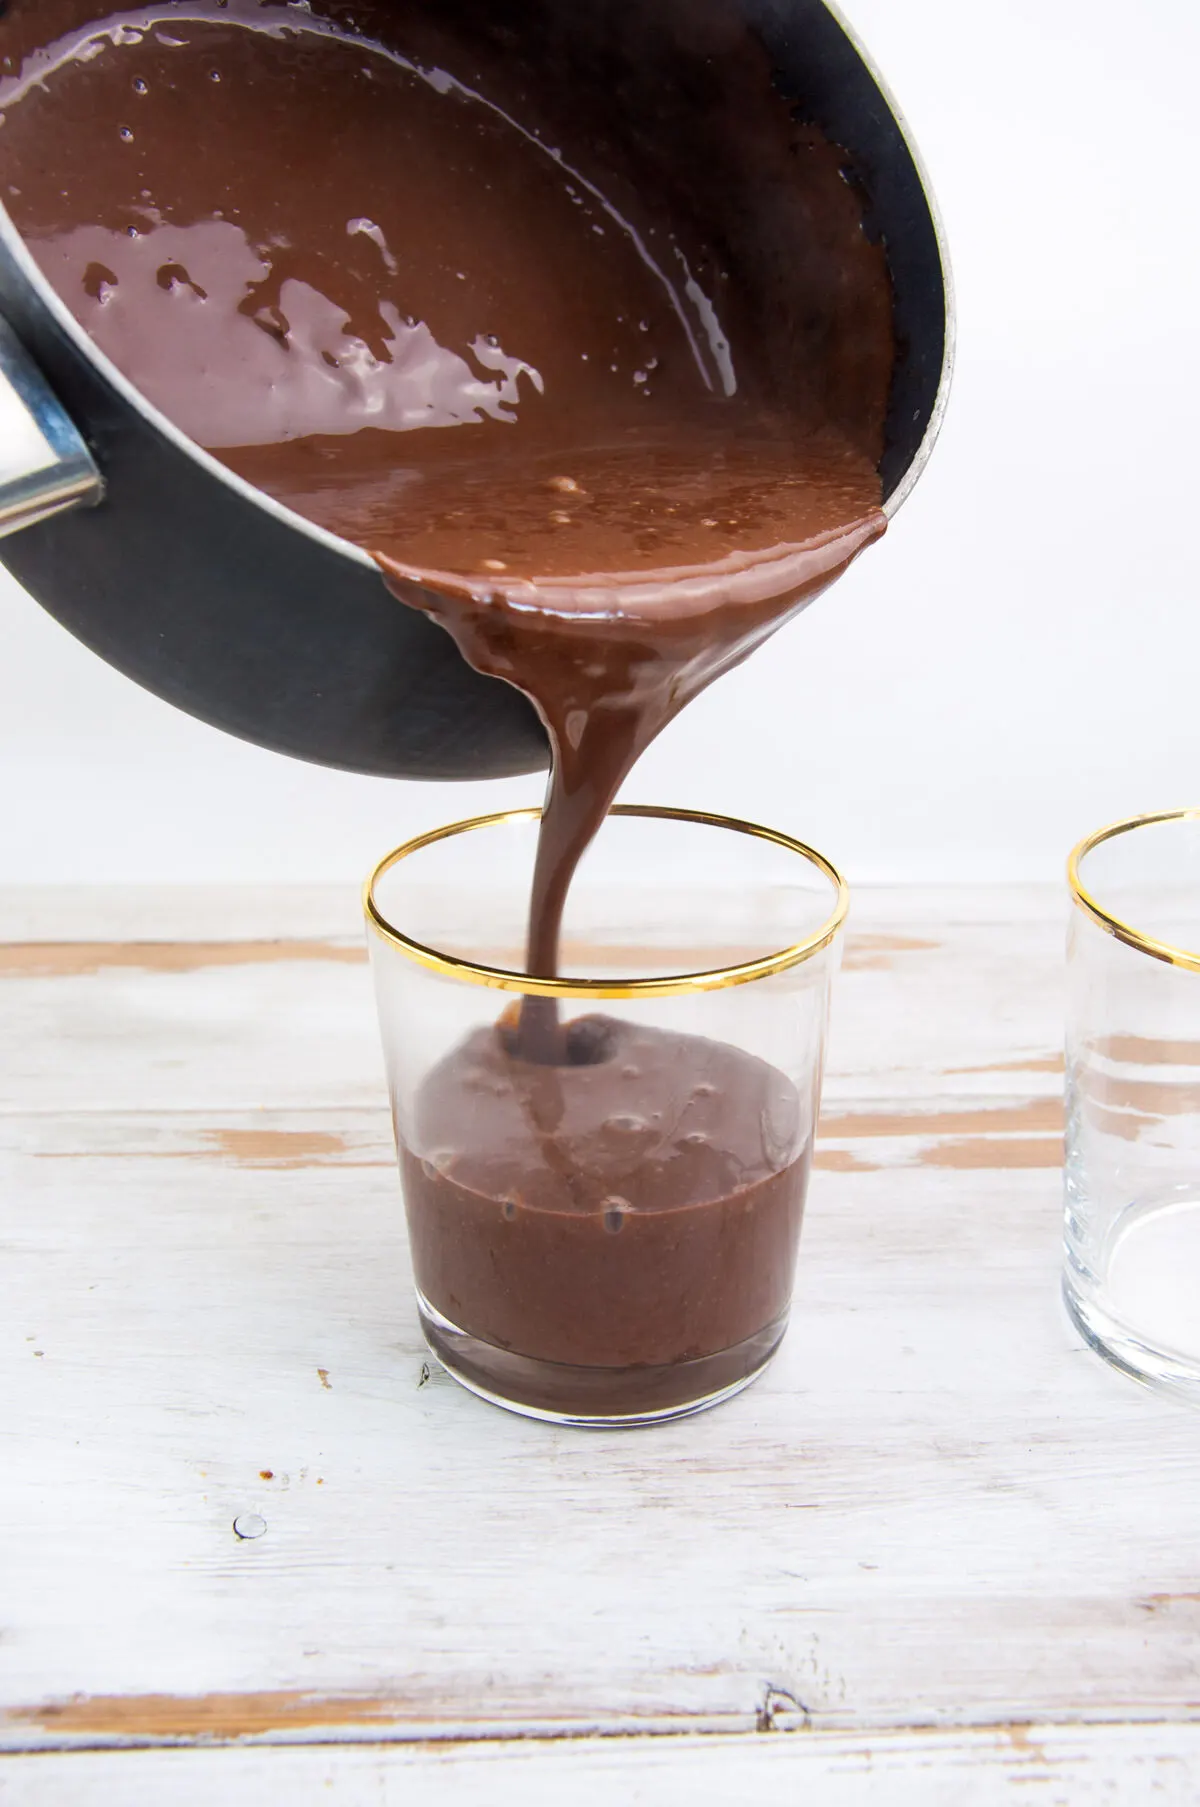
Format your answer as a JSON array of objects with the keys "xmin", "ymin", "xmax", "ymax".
[{"xmin": 0, "ymin": 315, "xmax": 103, "ymax": 536}]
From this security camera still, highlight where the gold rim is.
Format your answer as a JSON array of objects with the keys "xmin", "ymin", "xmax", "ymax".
[
  {"xmin": 363, "ymin": 804, "xmax": 848, "ymax": 999},
  {"xmin": 1068, "ymin": 808, "xmax": 1200, "ymax": 973}
]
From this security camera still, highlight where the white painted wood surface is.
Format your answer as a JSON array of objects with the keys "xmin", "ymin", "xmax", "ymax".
[{"xmin": 1, "ymin": 885, "xmax": 1198, "ymax": 1801}]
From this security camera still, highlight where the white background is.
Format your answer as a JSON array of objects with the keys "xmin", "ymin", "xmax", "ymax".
[{"xmin": 0, "ymin": 0, "xmax": 1196, "ymax": 887}]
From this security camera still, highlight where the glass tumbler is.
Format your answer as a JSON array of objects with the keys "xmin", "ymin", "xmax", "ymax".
[
  {"xmin": 1066, "ymin": 808, "xmax": 1200, "ymax": 1400},
  {"xmin": 364, "ymin": 805, "xmax": 846, "ymax": 1426}
]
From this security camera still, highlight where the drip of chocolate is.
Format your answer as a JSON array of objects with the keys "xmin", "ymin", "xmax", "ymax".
[{"xmin": 0, "ymin": 0, "xmax": 895, "ymax": 1390}]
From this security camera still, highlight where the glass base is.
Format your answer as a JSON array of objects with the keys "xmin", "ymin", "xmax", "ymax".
[
  {"xmin": 416, "ymin": 1291, "xmax": 787, "ymax": 1427},
  {"xmin": 1064, "ymin": 1190, "xmax": 1200, "ymax": 1405}
]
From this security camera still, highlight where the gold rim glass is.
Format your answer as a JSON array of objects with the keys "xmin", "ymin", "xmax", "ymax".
[
  {"xmin": 365, "ymin": 804, "xmax": 846, "ymax": 1424},
  {"xmin": 1068, "ymin": 809, "xmax": 1200, "ymax": 974},
  {"xmin": 364, "ymin": 804, "xmax": 848, "ymax": 1000},
  {"xmin": 1065, "ymin": 806, "xmax": 1200, "ymax": 1400}
]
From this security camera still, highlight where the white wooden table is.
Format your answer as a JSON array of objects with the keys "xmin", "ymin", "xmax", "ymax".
[{"xmin": 2, "ymin": 884, "xmax": 1198, "ymax": 1804}]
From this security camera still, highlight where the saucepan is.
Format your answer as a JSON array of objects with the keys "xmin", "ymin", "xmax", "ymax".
[{"xmin": 0, "ymin": 0, "xmax": 953, "ymax": 780}]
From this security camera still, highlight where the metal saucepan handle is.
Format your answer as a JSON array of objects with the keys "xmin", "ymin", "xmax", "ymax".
[{"xmin": 0, "ymin": 315, "xmax": 103, "ymax": 536}]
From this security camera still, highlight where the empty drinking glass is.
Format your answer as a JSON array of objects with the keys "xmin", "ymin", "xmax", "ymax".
[{"xmin": 1066, "ymin": 808, "xmax": 1200, "ymax": 1400}]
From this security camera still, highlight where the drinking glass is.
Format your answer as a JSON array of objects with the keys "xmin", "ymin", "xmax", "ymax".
[
  {"xmin": 365, "ymin": 805, "xmax": 846, "ymax": 1426},
  {"xmin": 1066, "ymin": 808, "xmax": 1200, "ymax": 1400}
]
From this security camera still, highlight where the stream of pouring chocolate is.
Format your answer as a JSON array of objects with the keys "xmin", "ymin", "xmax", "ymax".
[
  {"xmin": 373, "ymin": 437, "xmax": 882, "ymax": 1058},
  {"xmin": 0, "ymin": 1, "xmax": 896, "ymax": 1388}
]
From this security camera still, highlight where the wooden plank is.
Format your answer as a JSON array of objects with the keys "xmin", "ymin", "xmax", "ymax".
[
  {"xmin": 0, "ymin": 909, "xmax": 1064, "ymax": 1115},
  {"xmin": 0, "ymin": 886, "xmax": 361, "ymax": 946},
  {"xmin": 0, "ymin": 936, "xmax": 385, "ymax": 1115},
  {"xmin": 0, "ymin": 881, "xmax": 1064, "ymax": 946},
  {"xmin": 4, "ymin": 1724, "xmax": 1200, "ymax": 1805}
]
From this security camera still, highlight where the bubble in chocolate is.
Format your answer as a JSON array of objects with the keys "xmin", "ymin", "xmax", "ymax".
[
  {"xmin": 602, "ymin": 1197, "xmax": 632, "ymax": 1234},
  {"xmin": 760, "ymin": 1106, "xmax": 796, "ymax": 1169},
  {"xmin": 564, "ymin": 1015, "xmax": 616, "ymax": 1067},
  {"xmin": 502, "ymin": 1197, "xmax": 518, "ymax": 1222},
  {"xmin": 604, "ymin": 1114, "xmax": 646, "ymax": 1138}
]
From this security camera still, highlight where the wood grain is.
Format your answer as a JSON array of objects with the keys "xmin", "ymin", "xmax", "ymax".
[
  {"xmin": 0, "ymin": 887, "xmax": 1196, "ymax": 1804},
  {"xmin": 5, "ymin": 1725, "xmax": 1200, "ymax": 1804},
  {"xmin": 0, "ymin": 940, "xmax": 367, "ymax": 979}
]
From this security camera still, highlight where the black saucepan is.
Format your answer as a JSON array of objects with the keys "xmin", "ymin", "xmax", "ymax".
[{"xmin": 0, "ymin": 0, "xmax": 952, "ymax": 780}]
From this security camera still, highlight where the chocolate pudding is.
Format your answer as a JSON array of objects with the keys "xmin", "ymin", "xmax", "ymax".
[
  {"xmin": 403, "ymin": 1015, "xmax": 810, "ymax": 1415},
  {"xmin": 0, "ymin": 1, "xmax": 895, "ymax": 1411}
]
